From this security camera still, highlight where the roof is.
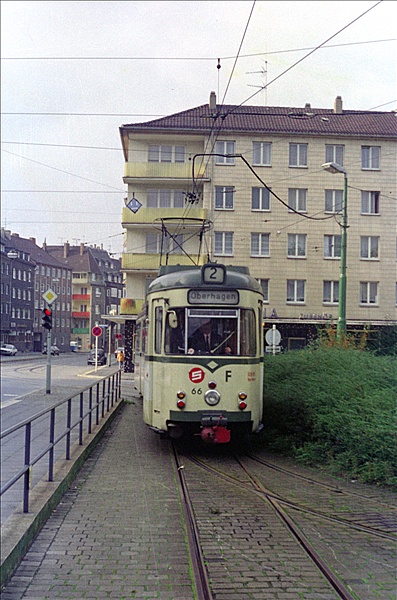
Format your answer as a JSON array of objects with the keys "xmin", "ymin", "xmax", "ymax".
[
  {"xmin": 121, "ymin": 103, "xmax": 397, "ymax": 139},
  {"xmin": 148, "ymin": 264, "xmax": 262, "ymax": 295},
  {"xmin": 8, "ymin": 234, "xmax": 68, "ymax": 269},
  {"xmin": 47, "ymin": 245, "xmax": 102, "ymax": 274}
]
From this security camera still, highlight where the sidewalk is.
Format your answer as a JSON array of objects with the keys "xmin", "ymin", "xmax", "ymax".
[{"xmin": 1, "ymin": 372, "xmax": 134, "ymax": 589}]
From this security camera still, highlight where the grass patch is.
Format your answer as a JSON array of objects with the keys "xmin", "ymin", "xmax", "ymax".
[{"xmin": 262, "ymin": 347, "xmax": 397, "ymax": 488}]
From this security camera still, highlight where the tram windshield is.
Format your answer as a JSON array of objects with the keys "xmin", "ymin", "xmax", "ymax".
[{"xmin": 165, "ymin": 308, "xmax": 256, "ymax": 356}]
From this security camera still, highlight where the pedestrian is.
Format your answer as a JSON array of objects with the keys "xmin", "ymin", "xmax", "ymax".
[{"xmin": 117, "ymin": 349, "xmax": 125, "ymax": 370}]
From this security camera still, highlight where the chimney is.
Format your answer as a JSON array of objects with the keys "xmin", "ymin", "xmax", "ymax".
[
  {"xmin": 42, "ymin": 240, "xmax": 47, "ymax": 252},
  {"xmin": 334, "ymin": 96, "xmax": 343, "ymax": 114},
  {"xmin": 209, "ymin": 91, "xmax": 217, "ymax": 111},
  {"xmin": 29, "ymin": 237, "xmax": 36, "ymax": 245},
  {"xmin": 64, "ymin": 241, "xmax": 70, "ymax": 258},
  {"xmin": 304, "ymin": 103, "xmax": 311, "ymax": 110},
  {"xmin": 80, "ymin": 242, "xmax": 85, "ymax": 255}
]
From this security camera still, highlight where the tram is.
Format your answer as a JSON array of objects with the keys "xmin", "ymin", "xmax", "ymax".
[{"xmin": 135, "ymin": 263, "xmax": 264, "ymax": 444}]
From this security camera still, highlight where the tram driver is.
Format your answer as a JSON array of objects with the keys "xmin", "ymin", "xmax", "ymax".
[{"xmin": 188, "ymin": 319, "xmax": 232, "ymax": 355}]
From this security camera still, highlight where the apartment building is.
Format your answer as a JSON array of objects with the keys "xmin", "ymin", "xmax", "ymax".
[
  {"xmin": 47, "ymin": 242, "xmax": 122, "ymax": 352},
  {"xmin": 119, "ymin": 93, "xmax": 397, "ymax": 349},
  {"xmin": 1, "ymin": 230, "xmax": 36, "ymax": 351}
]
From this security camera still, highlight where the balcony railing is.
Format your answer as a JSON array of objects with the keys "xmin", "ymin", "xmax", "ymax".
[
  {"xmin": 123, "ymin": 161, "xmax": 208, "ymax": 181},
  {"xmin": 121, "ymin": 253, "xmax": 206, "ymax": 271},
  {"xmin": 72, "ymin": 294, "xmax": 90, "ymax": 301},
  {"xmin": 122, "ymin": 206, "xmax": 208, "ymax": 226},
  {"xmin": 72, "ymin": 311, "xmax": 90, "ymax": 318}
]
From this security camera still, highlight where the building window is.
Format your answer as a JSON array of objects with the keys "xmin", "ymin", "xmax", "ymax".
[
  {"xmin": 259, "ymin": 279, "xmax": 269, "ymax": 302},
  {"xmin": 252, "ymin": 187, "xmax": 270, "ymax": 211},
  {"xmin": 288, "ymin": 188, "xmax": 307, "ymax": 212},
  {"xmin": 324, "ymin": 189, "xmax": 343, "ymax": 213},
  {"xmin": 323, "ymin": 281, "xmax": 339, "ymax": 304},
  {"xmin": 214, "ymin": 232, "xmax": 234, "ymax": 256},
  {"xmin": 360, "ymin": 236, "xmax": 379, "ymax": 259},
  {"xmin": 362, "ymin": 146, "xmax": 380, "ymax": 170},
  {"xmin": 252, "ymin": 142, "xmax": 272, "ymax": 166},
  {"xmin": 325, "ymin": 144, "xmax": 344, "ymax": 166},
  {"xmin": 215, "ymin": 186, "xmax": 234, "ymax": 210},
  {"xmin": 215, "ymin": 141, "xmax": 235, "ymax": 164},
  {"xmin": 287, "ymin": 280, "xmax": 305, "ymax": 303},
  {"xmin": 324, "ymin": 235, "xmax": 341, "ymax": 258},
  {"xmin": 148, "ymin": 145, "xmax": 185, "ymax": 163},
  {"xmin": 145, "ymin": 233, "xmax": 183, "ymax": 254},
  {"xmin": 361, "ymin": 191, "xmax": 380, "ymax": 215},
  {"xmin": 360, "ymin": 282, "xmax": 378, "ymax": 305},
  {"xmin": 288, "ymin": 234, "xmax": 306, "ymax": 258},
  {"xmin": 251, "ymin": 233, "xmax": 270, "ymax": 257},
  {"xmin": 147, "ymin": 189, "xmax": 185, "ymax": 208},
  {"xmin": 289, "ymin": 143, "xmax": 308, "ymax": 167}
]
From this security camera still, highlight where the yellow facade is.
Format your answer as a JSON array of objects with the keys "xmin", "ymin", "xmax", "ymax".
[{"xmin": 119, "ymin": 99, "xmax": 397, "ymax": 333}]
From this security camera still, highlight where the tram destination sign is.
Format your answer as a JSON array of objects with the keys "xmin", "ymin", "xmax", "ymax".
[{"xmin": 188, "ymin": 289, "xmax": 239, "ymax": 305}]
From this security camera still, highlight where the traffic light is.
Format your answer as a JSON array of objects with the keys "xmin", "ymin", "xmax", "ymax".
[{"xmin": 42, "ymin": 307, "xmax": 52, "ymax": 330}]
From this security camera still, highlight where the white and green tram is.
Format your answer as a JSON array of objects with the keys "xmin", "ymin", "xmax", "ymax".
[{"xmin": 135, "ymin": 263, "xmax": 264, "ymax": 444}]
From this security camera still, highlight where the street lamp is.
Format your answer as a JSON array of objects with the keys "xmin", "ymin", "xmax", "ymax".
[{"xmin": 322, "ymin": 162, "xmax": 348, "ymax": 340}]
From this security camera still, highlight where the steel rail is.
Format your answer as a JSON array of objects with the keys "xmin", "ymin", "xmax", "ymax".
[
  {"xmin": 236, "ymin": 456, "xmax": 356, "ymax": 600},
  {"xmin": 187, "ymin": 454, "xmax": 395, "ymax": 540},
  {"xmin": 248, "ymin": 454, "xmax": 396, "ymax": 508},
  {"xmin": 171, "ymin": 442, "xmax": 213, "ymax": 600}
]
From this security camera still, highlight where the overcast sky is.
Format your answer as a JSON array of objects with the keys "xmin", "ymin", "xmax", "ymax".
[{"xmin": 1, "ymin": 0, "xmax": 396, "ymax": 256}]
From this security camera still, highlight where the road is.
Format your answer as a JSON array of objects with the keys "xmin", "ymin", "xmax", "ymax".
[
  {"xmin": 0, "ymin": 352, "xmax": 119, "ymax": 524},
  {"xmin": 0, "ymin": 352, "xmax": 114, "ymax": 412}
]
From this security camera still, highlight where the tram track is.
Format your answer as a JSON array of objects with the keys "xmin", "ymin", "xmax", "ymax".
[
  {"xmin": 171, "ymin": 442, "xmax": 214, "ymax": 600},
  {"xmin": 174, "ymin": 445, "xmax": 396, "ymax": 600},
  {"xmin": 188, "ymin": 454, "xmax": 396, "ymax": 540}
]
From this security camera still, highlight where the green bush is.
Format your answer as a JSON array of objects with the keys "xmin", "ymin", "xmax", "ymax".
[{"xmin": 262, "ymin": 348, "xmax": 397, "ymax": 487}]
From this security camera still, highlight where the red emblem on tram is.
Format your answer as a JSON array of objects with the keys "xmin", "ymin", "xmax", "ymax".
[{"xmin": 189, "ymin": 367, "xmax": 205, "ymax": 384}]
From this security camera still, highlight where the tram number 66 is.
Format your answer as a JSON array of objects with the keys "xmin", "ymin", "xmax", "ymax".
[{"xmin": 191, "ymin": 388, "xmax": 203, "ymax": 395}]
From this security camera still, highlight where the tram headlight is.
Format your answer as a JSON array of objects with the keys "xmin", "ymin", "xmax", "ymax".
[{"xmin": 204, "ymin": 389, "xmax": 220, "ymax": 406}]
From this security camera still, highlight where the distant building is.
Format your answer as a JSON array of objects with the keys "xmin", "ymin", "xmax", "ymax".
[
  {"xmin": 2, "ymin": 231, "xmax": 73, "ymax": 352},
  {"xmin": 119, "ymin": 93, "xmax": 397, "ymax": 350},
  {"xmin": 46, "ymin": 243, "xmax": 123, "ymax": 352},
  {"xmin": 1, "ymin": 231, "xmax": 34, "ymax": 351}
]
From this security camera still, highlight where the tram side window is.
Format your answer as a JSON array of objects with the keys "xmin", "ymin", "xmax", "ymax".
[
  {"xmin": 240, "ymin": 309, "xmax": 256, "ymax": 356},
  {"xmin": 135, "ymin": 323, "xmax": 141, "ymax": 353},
  {"xmin": 154, "ymin": 307, "xmax": 163, "ymax": 354},
  {"xmin": 165, "ymin": 308, "xmax": 185, "ymax": 354}
]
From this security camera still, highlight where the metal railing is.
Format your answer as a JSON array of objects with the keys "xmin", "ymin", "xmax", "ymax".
[{"xmin": 0, "ymin": 370, "xmax": 122, "ymax": 514}]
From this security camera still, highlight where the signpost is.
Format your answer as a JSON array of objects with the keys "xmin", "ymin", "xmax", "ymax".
[
  {"xmin": 265, "ymin": 325, "xmax": 281, "ymax": 355},
  {"xmin": 92, "ymin": 326, "xmax": 102, "ymax": 372},
  {"xmin": 42, "ymin": 289, "xmax": 58, "ymax": 394}
]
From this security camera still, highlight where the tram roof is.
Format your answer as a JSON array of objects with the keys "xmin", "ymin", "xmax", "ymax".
[{"xmin": 147, "ymin": 264, "xmax": 262, "ymax": 294}]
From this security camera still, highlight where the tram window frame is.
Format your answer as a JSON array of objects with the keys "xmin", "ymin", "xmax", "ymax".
[{"xmin": 154, "ymin": 306, "xmax": 163, "ymax": 354}]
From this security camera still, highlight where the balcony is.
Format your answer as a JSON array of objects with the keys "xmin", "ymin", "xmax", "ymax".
[
  {"xmin": 72, "ymin": 328, "xmax": 89, "ymax": 334},
  {"xmin": 72, "ymin": 311, "xmax": 90, "ymax": 318},
  {"xmin": 122, "ymin": 206, "xmax": 208, "ymax": 226},
  {"xmin": 72, "ymin": 294, "xmax": 90, "ymax": 301},
  {"xmin": 121, "ymin": 253, "xmax": 206, "ymax": 271},
  {"xmin": 123, "ymin": 161, "xmax": 208, "ymax": 182}
]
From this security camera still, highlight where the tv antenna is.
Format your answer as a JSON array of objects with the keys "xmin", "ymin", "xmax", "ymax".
[{"xmin": 247, "ymin": 60, "xmax": 268, "ymax": 105}]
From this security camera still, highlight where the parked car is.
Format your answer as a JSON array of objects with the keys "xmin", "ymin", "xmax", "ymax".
[
  {"xmin": 87, "ymin": 349, "xmax": 106, "ymax": 366},
  {"xmin": 0, "ymin": 344, "xmax": 18, "ymax": 356},
  {"xmin": 42, "ymin": 345, "xmax": 60, "ymax": 356},
  {"xmin": 115, "ymin": 347, "xmax": 124, "ymax": 359}
]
